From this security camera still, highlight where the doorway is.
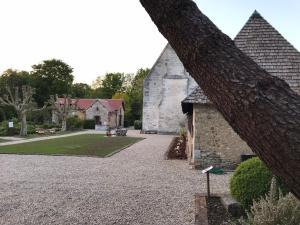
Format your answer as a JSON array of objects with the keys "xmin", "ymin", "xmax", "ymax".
[{"xmin": 95, "ymin": 116, "xmax": 102, "ymax": 125}]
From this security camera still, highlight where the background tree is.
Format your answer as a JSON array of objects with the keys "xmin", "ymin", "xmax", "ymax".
[
  {"xmin": 111, "ymin": 68, "xmax": 149, "ymax": 126},
  {"xmin": 0, "ymin": 69, "xmax": 32, "ymax": 121},
  {"xmin": 140, "ymin": 0, "xmax": 300, "ymax": 198},
  {"xmin": 112, "ymin": 92, "xmax": 131, "ymax": 126},
  {"xmin": 50, "ymin": 95, "xmax": 78, "ymax": 131},
  {"xmin": 72, "ymin": 83, "xmax": 92, "ymax": 98},
  {"xmin": 0, "ymin": 69, "xmax": 32, "ymax": 89},
  {"xmin": 0, "ymin": 86, "xmax": 45, "ymax": 136},
  {"xmin": 31, "ymin": 59, "xmax": 74, "ymax": 106},
  {"xmin": 127, "ymin": 68, "xmax": 150, "ymax": 123},
  {"xmin": 92, "ymin": 72, "xmax": 131, "ymax": 98}
]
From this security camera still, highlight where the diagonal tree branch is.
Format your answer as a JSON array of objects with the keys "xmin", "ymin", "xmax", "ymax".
[{"xmin": 140, "ymin": 0, "xmax": 300, "ymax": 198}]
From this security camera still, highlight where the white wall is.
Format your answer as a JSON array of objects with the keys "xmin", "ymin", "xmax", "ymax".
[{"xmin": 143, "ymin": 44, "xmax": 198, "ymax": 133}]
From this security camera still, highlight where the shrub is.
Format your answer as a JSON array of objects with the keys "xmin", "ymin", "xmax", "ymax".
[
  {"xmin": 230, "ymin": 157, "xmax": 273, "ymax": 209},
  {"xmin": 179, "ymin": 127, "xmax": 187, "ymax": 138},
  {"xmin": 27, "ymin": 124, "xmax": 36, "ymax": 134},
  {"xmin": 67, "ymin": 117, "xmax": 83, "ymax": 130},
  {"xmin": 237, "ymin": 178, "xmax": 300, "ymax": 225},
  {"xmin": 134, "ymin": 120, "xmax": 142, "ymax": 130},
  {"xmin": 0, "ymin": 119, "xmax": 20, "ymax": 136},
  {"xmin": 40, "ymin": 123, "xmax": 60, "ymax": 130},
  {"xmin": 83, "ymin": 119, "xmax": 95, "ymax": 129},
  {"xmin": 123, "ymin": 119, "xmax": 130, "ymax": 128}
]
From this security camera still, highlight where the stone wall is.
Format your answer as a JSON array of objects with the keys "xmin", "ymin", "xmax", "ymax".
[
  {"xmin": 192, "ymin": 104, "xmax": 253, "ymax": 169},
  {"xmin": 86, "ymin": 101, "xmax": 109, "ymax": 124},
  {"xmin": 75, "ymin": 111, "xmax": 85, "ymax": 120},
  {"xmin": 108, "ymin": 107, "xmax": 124, "ymax": 128},
  {"xmin": 143, "ymin": 44, "xmax": 197, "ymax": 133},
  {"xmin": 86, "ymin": 101, "xmax": 124, "ymax": 128}
]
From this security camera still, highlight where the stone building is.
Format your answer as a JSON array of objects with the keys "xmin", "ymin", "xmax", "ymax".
[
  {"xmin": 142, "ymin": 44, "xmax": 198, "ymax": 133},
  {"xmin": 182, "ymin": 88, "xmax": 252, "ymax": 169},
  {"xmin": 53, "ymin": 98, "xmax": 124, "ymax": 130},
  {"xmin": 143, "ymin": 10, "xmax": 300, "ymax": 168},
  {"xmin": 182, "ymin": 11, "xmax": 300, "ymax": 168}
]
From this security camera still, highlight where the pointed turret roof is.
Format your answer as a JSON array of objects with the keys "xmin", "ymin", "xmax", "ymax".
[
  {"xmin": 234, "ymin": 10, "xmax": 300, "ymax": 93},
  {"xmin": 182, "ymin": 10, "xmax": 300, "ymax": 113}
]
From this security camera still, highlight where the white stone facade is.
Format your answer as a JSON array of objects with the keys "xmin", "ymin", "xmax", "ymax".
[{"xmin": 143, "ymin": 44, "xmax": 198, "ymax": 133}]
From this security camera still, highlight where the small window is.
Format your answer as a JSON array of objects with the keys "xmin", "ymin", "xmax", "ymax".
[{"xmin": 96, "ymin": 107, "xmax": 99, "ymax": 111}]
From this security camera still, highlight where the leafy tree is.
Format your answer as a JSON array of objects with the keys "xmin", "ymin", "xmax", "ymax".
[
  {"xmin": 0, "ymin": 69, "xmax": 32, "ymax": 90},
  {"xmin": 92, "ymin": 72, "xmax": 131, "ymax": 99},
  {"xmin": 31, "ymin": 59, "xmax": 74, "ymax": 106},
  {"xmin": 72, "ymin": 83, "xmax": 92, "ymax": 98},
  {"xmin": 140, "ymin": 0, "xmax": 300, "ymax": 198},
  {"xmin": 111, "ymin": 68, "xmax": 149, "ymax": 126},
  {"xmin": 128, "ymin": 68, "xmax": 149, "ymax": 123},
  {"xmin": 112, "ymin": 92, "xmax": 131, "ymax": 126}
]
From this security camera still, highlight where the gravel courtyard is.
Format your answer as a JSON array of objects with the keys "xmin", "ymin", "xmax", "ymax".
[{"xmin": 0, "ymin": 131, "xmax": 231, "ymax": 225}]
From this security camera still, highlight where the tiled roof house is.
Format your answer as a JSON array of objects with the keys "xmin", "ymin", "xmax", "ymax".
[{"xmin": 53, "ymin": 98, "xmax": 125, "ymax": 129}]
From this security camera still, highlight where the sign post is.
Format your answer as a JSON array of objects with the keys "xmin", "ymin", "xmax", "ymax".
[
  {"xmin": 201, "ymin": 166, "xmax": 213, "ymax": 197},
  {"xmin": 8, "ymin": 121, "xmax": 14, "ymax": 128}
]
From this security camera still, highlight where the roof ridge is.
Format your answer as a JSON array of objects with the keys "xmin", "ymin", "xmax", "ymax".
[
  {"xmin": 250, "ymin": 10, "xmax": 263, "ymax": 19},
  {"xmin": 234, "ymin": 10, "xmax": 300, "ymax": 53}
]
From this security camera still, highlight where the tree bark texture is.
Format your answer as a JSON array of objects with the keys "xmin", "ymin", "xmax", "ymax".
[
  {"xmin": 20, "ymin": 113, "xmax": 27, "ymax": 136},
  {"xmin": 61, "ymin": 119, "xmax": 67, "ymax": 132},
  {"xmin": 140, "ymin": 0, "xmax": 300, "ymax": 198}
]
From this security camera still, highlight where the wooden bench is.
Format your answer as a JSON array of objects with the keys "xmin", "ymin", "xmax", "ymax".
[
  {"xmin": 48, "ymin": 128, "xmax": 57, "ymax": 134},
  {"xmin": 35, "ymin": 128, "xmax": 46, "ymax": 134},
  {"xmin": 115, "ymin": 128, "xmax": 127, "ymax": 136}
]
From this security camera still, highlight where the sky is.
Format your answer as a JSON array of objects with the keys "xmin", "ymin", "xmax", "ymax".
[{"xmin": 0, "ymin": 0, "xmax": 300, "ymax": 85}]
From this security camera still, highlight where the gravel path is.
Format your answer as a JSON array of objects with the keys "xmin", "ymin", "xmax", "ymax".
[{"xmin": 0, "ymin": 131, "xmax": 231, "ymax": 225}]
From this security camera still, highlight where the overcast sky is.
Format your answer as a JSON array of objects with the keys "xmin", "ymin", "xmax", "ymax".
[{"xmin": 0, "ymin": 0, "xmax": 299, "ymax": 85}]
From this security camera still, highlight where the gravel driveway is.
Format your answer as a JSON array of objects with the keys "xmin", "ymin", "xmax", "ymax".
[{"xmin": 0, "ymin": 131, "xmax": 231, "ymax": 225}]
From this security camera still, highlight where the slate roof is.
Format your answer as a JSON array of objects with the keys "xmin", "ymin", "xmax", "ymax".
[
  {"xmin": 234, "ymin": 10, "xmax": 300, "ymax": 93},
  {"xmin": 181, "ymin": 87, "xmax": 210, "ymax": 114},
  {"xmin": 182, "ymin": 87, "xmax": 209, "ymax": 104},
  {"xmin": 182, "ymin": 10, "xmax": 300, "ymax": 113},
  {"xmin": 57, "ymin": 98, "xmax": 124, "ymax": 112}
]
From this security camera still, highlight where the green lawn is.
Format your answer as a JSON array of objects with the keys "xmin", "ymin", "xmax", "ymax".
[{"xmin": 0, "ymin": 134, "xmax": 143, "ymax": 157}]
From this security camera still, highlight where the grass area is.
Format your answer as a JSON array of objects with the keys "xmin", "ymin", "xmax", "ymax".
[
  {"xmin": 0, "ymin": 134, "xmax": 143, "ymax": 157},
  {"xmin": 21, "ymin": 130, "xmax": 82, "ymax": 139}
]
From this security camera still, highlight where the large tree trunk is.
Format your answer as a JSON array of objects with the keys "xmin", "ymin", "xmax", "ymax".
[
  {"xmin": 61, "ymin": 118, "xmax": 67, "ymax": 132},
  {"xmin": 140, "ymin": 0, "xmax": 300, "ymax": 198},
  {"xmin": 20, "ymin": 112, "xmax": 27, "ymax": 136}
]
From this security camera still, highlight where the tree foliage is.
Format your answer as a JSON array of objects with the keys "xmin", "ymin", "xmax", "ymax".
[
  {"xmin": 0, "ymin": 59, "xmax": 148, "ymax": 128},
  {"xmin": 92, "ymin": 72, "xmax": 130, "ymax": 99},
  {"xmin": 72, "ymin": 83, "xmax": 92, "ymax": 98},
  {"xmin": 127, "ymin": 68, "xmax": 149, "ymax": 124},
  {"xmin": 0, "ymin": 69, "xmax": 32, "ymax": 91},
  {"xmin": 111, "ymin": 68, "xmax": 149, "ymax": 126},
  {"xmin": 31, "ymin": 59, "xmax": 74, "ymax": 106}
]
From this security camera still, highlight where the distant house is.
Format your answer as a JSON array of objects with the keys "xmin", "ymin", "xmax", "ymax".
[
  {"xmin": 52, "ymin": 98, "xmax": 124, "ymax": 130},
  {"xmin": 143, "ymin": 10, "xmax": 300, "ymax": 168}
]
